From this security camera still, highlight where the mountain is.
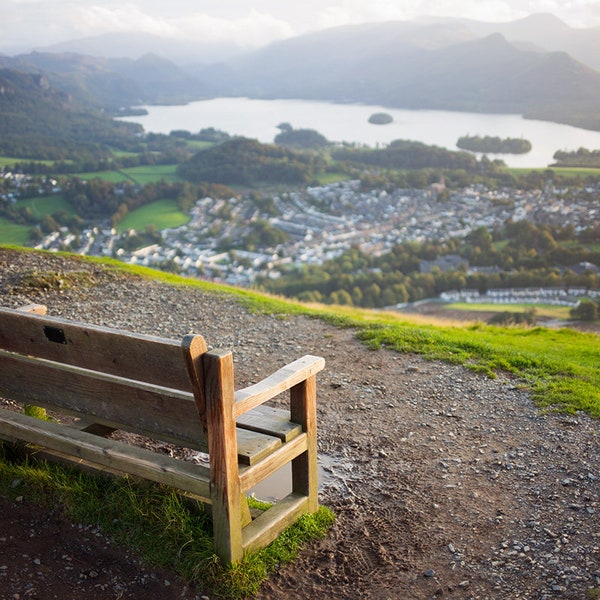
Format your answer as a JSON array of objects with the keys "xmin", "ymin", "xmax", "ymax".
[
  {"xmin": 2, "ymin": 13, "xmax": 600, "ymax": 135},
  {"xmin": 0, "ymin": 68, "xmax": 141, "ymax": 159},
  {"xmin": 38, "ymin": 32, "xmax": 248, "ymax": 65},
  {"xmin": 0, "ymin": 51, "xmax": 209, "ymax": 110},
  {"xmin": 421, "ymin": 13, "xmax": 600, "ymax": 71},
  {"xmin": 219, "ymin": 25, "xmax": 600, "ymax": 131}
]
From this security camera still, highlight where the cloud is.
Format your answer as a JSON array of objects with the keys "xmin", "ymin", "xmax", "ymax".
[{"xmin": 171, "ymin": 10, "xmax": 294, "ymax": 46}]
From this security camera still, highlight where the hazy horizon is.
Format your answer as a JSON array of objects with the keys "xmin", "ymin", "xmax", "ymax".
[{"xmin": 3, "ymin": 1, "xmax": 600, "ymax": 56}]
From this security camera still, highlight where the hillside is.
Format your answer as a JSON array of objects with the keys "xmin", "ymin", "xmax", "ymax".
[
  {"xmin": 1, "ymin": 14, "xmax": 599, "ymax": 134},
  {"xmin": 0, "ymin": 67, "xmax": 141, "ymax": 159},
  {"xmin": 0, "ymin": 247, "xmax": 599, "ymax": 599},
  {"xmin": 222, "ymin": 28, "xmax": 600, "ymax": 130}
]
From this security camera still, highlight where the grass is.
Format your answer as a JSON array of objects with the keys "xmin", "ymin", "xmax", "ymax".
[
  {"xmin": 121, "ymin": 164, "xmax": 181, "ymax": 184},
  {"xmin": 313, "ymin": 171, "xmax": 351, "ymax": 184},
  {"xmin": 446, "ymin": 302, "xmax": 572, "ymax": 320},
  {"xmin": 505, "ymin": 166, "xmax": 600, "ymax": 177},
  {"xmin": 79, "ymin": 256, "xmax": 600, "ymax": 418},
  {"xmin": 1, "ymin": 247, "xmax": 600, "ymax": 595},
  {"xmin": 72, "ymin": 165, "xmax": 181, "ymax": 185},
  {"xmin": 0, "ymin": 216, "xmax": 31, "ymax": 245},
  {"xmin": 16, "ymin": 194, "xmax": 76, "ymax": 219},
  {"xmin": 73, "ymin": 170, "xmax": 132, "ymax": 183},
  {"xmin": 115, "ymin": 199, "xmax": 190, "ymax": 232},
  {"xmin": 0, "ymin": 448, "xmax": 334, "ymax": 598},
  {"xmin": 0, "ymin": 156, "xmax": 59, "ymax": 168}
]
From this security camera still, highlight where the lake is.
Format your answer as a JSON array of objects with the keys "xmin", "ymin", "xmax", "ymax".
[{"xmin": 118, "ymin": 97, "xmax": 600, "ymax": 168}]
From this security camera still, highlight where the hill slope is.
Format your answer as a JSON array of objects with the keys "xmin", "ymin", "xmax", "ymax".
[
  {"xmin": 0, "ymin": 67, "xmax": 141, "ymax": 159},
  {"xmin": 221, "ymin": 24, "xmax": 600, "ymax": 130},
  {"xmin": 1, "ymin": 247, "xmax": 598, "ymax": 599}
]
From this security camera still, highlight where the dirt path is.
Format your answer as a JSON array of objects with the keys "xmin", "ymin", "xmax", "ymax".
[{"xmin": 0, "ymin": 248, "xmax": 598, "ymax": 599}]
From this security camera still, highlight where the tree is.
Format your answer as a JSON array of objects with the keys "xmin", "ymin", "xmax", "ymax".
[{"xmin": 570, "ymin": 300, "xmax": 598, "ymax": 321}]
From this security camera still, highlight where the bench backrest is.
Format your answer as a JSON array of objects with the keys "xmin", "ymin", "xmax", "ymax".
[{"xmin": 0, "ymin": 307, "xmax": 208, "ymax": 449}]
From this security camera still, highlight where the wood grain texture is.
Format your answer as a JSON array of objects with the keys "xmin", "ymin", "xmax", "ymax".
[
  {"xmin": 0, "ymin": 408, "xmax": 211, "ymax": 501},
  {"xmin": 0, "ymin": 307, "xmax": 192, "ymax": 390},
  {"xmin": 233, "ymin": 355, "xmax": 324, "ymax": 418},
  {"xmin": 203, "ymin": 349, "xmax": 243, "ymax": 564}
]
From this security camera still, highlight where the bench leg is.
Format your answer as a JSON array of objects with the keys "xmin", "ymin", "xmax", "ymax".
[
  {"xmin": 203, "ymin": 350, "xmax": 243, "ymax": 564},
  {"xmin": 290, "ymin": 375, "xmax": 318, "ymax": 513}
]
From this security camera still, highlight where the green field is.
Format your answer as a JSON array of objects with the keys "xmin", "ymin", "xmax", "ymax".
[
  {"xmin": 72, "ymin": 164, "xmax": 181, "ymax": 185},
  {"xmin": 121, "ymin": 164, "xmax": 181, "ymax": 184},
  {"xmin": 0, "ymin": 157, "xmax": 59, "ymax": 168},
  {"xmin": 0, "ymin": 216, "xmax": 30, "ymax": 245},
  {"xmin": 16, "ymin": 194, "xmax": 76, "ymax": 219},
  {"xmin": 116, "ymin": 199, "xmax": 190, "ymax": 232},
  {"xmin": 73, "ymin": 170, "xmax": 132, "ymax": 183},
  {"xmin": 447, "ymin": 302, "xmax": 572, "ymax": 320},
  {"xmin": 506, "ymin": 166, "xmax": 600, "ymax": 177},
  {"xmin": 314, "ymin": 171, "xmax": 351, "ymax": 184}
]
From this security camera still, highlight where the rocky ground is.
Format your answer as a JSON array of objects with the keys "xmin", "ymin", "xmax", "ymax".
[{"xmin": 0, "ymin": 248, "xmax": 598, "ymax": 600}]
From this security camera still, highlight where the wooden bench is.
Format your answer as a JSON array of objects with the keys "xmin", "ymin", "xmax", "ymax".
[{"xmin": 0, "ymin": 304, "xmax": 325, "ymax": 564}]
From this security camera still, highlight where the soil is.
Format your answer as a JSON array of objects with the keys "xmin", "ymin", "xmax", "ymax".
[{"xmin": 0, "ymin": 248, "xmax": 599, "ymax": 600}]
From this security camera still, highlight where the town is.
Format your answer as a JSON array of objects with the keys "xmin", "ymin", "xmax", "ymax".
[{"xmin": 25, "ymin": 177, "xmax": 600, "ymax": 306}]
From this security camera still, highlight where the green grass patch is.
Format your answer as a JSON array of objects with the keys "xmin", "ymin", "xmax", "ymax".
[
  {"xmin": 73, "ymin": 170, "xmax": 132, "ymax": 183},
  {"xmin": 313, "ymin": 171, "xmax": 351, "ymax": 184},
  {"xmin": 16, "ymin": 194, "xmax": 76, "ymax": 219},
  {"xmin": 505, "ymin": 166, "xmax": 600, "ymax": 177},
  {"xmin": 121, "ymin": 164, "xmax": 181, "ymax": 184},
  {"xmin": 5, "ymin": 247, "xmax": 600, "ymax": 418},
  {"xmin": 0, "ymin": 448, "xmax": 334, "ymax": 598},
  {"xmin": 0, "ymin": 156, "xmax": 59, "ymax": 168},
  {"xmin": 446, "ymin": 302, "xmax": 572, "ymax": 320},
  {"xmin": 37, "ymin": 251, "xmax": 599, "ymax": 419},
  {"xmin": 115, "ymin": 199, "xmax": 190, "ymax": 232},
  {"xmin": 0, "ymin": 217, "xmax": 31, "ymax": 245},
  {"xmin": 185, "ymin": 140, "xmax": 213, "ymax": 151}
]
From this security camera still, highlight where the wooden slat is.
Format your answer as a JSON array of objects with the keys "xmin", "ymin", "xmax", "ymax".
[
  {"xmin": 0, "ymin": 307, "xmax": 194, "ymax": 390},
  {"xmin": 0, "ymin": 349, "xmax": 205, "ymax": 447},
  {"xmin": 233, "ymin": 355, "xmax": 325, "ymax": 418},
  {"xmin": 242, "ymin": 493, "xmax": 309, "ymax": 554},
  {"xmin": 0, "ymin": 408, "xmax": 211, "ymax": 501},
  {"xmin": 237, "ymin": 404, "xmax": 302, "ymax": 442},
  {"xmin": 239, "ymin": 433, "xmax": 308, "ymax": 492}
]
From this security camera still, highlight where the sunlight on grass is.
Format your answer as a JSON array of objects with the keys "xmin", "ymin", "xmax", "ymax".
[
  {"xmin": 0, "ymin": 446, "xmax": 334, "ymax": 599},
  {"xmin": 115, "ymin": 199, "xmax": 190, "ymax": 232}
]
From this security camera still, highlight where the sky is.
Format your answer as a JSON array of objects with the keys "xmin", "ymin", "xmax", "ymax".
[{"xmin": 2, "ymin": 0, "xmax": 600, "ymax": 55}]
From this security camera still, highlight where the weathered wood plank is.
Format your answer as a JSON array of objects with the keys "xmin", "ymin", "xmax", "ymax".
[
  {"xmin": 0, "ymin": 349, "xmax": 205, "ymax": 447},
  {"xmin": 233, "ymin": 355, "xmax": 325, "ymax": 418},
  {"xmin": 238, "ymin": 433, "xmax": 308, "ymax": 493},
  {"xmin": 241, "ymin": 493, "xmax": 309, "ymax": 554},
  {"xmin": 0, "ymin": 307, "xmax": 194, "ymax": 390},
  {"xmin": 0, "ymin": 408, "xmax": 211, "ymax": 501},
  {"xmin": 237, "ymin": 404, "xmax": 302, "ymax": 442},
  {"xmin": 204, "ymin": 349, "xmax": 243, "ymax": 564},
  {"xmin": 291, "ymin": 375, "xmax": 319, "ymax": 513}
]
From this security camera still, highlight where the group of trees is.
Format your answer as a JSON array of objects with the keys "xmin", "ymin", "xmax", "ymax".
[
  {"xmin": 332, "ymin": 140, "xmax": 478, "ymax": 171},
  {"xmin": 260, "ymin": 222, "xmax": 600, "ymax": 309},
  {"xmin": 177, "ymin": 138, "xmax": 326, "ymax": 186},
  {"xmin": 552, "ymin": 147, "xmax": 600, "ymax": 168},
  {"xmin": 456, "ymin": 135, "xmax": 532, "ymax": 154}
]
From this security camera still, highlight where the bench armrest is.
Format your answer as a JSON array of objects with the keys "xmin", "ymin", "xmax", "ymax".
[{"xmin": 233, "ymin": 355, "xmax": 325, "ymax": 418}]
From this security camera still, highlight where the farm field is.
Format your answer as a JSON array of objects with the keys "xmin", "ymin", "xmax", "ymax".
[
  {"xmin": 16, "ymin": 194, "xmax": 75, "ymax": 219},
  {"xmin": 446, "ymin": 301, "xmax": 572, "ymax": 320},
  {"xmin": 115, "ymin": 199, "xmax": 190, "ymax": 233},
  {"xmin": 73, "ymin": 164, "xmax": 181, "ymax": 185},
  {"xmin": 0, "ymin": 216, "xmax": 30, "ymax": 245}
]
